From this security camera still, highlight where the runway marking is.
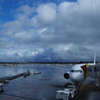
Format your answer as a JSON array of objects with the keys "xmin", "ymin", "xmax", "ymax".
[
  {"xmin": 3, "ymin": 78, "xmax": 44, "ymax": 100},
  {"xmin": 3, "ymin": 87, "xmax": 41, "ymax": 100},
  {"xmin": 3, "ymin": 97, "xmax": 14, "ymax": 100},
  {"xmin": 2, "ymin": 93, "xmax": 34, "ymax": 100},
  {"xmin": 80, "ymin": 82, "xmax": 89, "ymax": 90}
]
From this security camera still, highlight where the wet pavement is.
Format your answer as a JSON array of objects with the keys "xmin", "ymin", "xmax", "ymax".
[{"xmin": 0, "ymin": 64, "xmax": 100, "ymax": 100}]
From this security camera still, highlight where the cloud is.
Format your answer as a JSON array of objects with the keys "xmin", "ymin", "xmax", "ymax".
[
  {"xmin": 0, "ymin": 0, "xmax": 100, "ymax": 62},
  {"xmin": 16, "ymin": 5, "xmax": 35, "ymax": 16},
  {"xmin": 36, "ymin": 3, "xmax": 57, "ymax": 23}
]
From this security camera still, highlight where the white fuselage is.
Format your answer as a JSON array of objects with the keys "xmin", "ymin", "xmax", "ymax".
[
  {"xmin": 69, "ymin": 64, "xmax": 86, "ymax": 83},
  {"xmin": 68, "ymin": 63, "xmax": 96, "ymax": 83},
  {"xmin": 64, "ymin": 52, "xmax": 97, "ymax": 84}
]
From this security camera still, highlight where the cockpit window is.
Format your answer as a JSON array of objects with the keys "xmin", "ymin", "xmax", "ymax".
[
  {"xmin": 70, "ymin": 70, "xmax": 82, "ymax": 73},
  {"xmin": 70, "ymin": 70, "xmax": 74, "ymax": 72}
]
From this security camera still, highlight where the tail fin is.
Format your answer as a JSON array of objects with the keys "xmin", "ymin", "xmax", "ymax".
[{"xmin": 94, "ymin": 51, "xmax": 96, "ymax": 64}]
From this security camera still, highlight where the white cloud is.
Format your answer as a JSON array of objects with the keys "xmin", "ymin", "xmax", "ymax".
[
  {"xmin": 0, "ymin": 48, "xmax": 44, "ymax": 62},
  {"xmin": 58, "ymin": 1, "xmax": 78, "ymax": 16},
  {"xmin": 16, "ymin": 5, "xmax": 35, "ymax": 16},
  {"xmin": 0, "ymin": 0, "xmax": 100, "ymax": 62},
  {"xmin": 36, "ymin": 3, "xmax": 57, "ymax": 23}
]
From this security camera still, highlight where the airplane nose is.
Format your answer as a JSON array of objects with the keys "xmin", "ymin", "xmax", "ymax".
[{"xmin": 69, "ymin": 73, "xmax": 85, "ymax": 83}]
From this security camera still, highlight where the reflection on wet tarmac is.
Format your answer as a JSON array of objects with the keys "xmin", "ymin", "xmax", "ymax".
[{"xmin": 0, "ymin": 64, "xmax": 100, "ymax": 100}]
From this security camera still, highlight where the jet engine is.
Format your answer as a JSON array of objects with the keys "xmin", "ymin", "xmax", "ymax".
[{"xmin": 64, "ymin": 73, "xmax": 69, "ymax": 79}]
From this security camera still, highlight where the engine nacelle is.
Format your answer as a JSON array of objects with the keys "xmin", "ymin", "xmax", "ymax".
[{"xmin": 64, "ymin": 73, "xmax": 69, "ymax": 79}]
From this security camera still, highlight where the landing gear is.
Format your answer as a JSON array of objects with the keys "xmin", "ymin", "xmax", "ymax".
[
  {"xmin": 68, "ymin": 94, "xmax": 71, "ymax": 100},
  {"xmin": 74, "ymin": 90, "xmax": 77, "ymax": 96},
  {"xmin": 64, "ymin": 82, "xmax": 72, "ymax": 87},
  {"xmin": 0, "ymin": 86, "xmax": 4, "ymax": 92},
  {"xmin": 74, "ymin": 83, "xmax": 79, "ymax": 86}
]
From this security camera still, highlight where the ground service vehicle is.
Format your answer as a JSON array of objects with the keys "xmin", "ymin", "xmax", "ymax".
[{"xmin": 56, "ymin": 85, "xmax": 77, "ymax": 100}]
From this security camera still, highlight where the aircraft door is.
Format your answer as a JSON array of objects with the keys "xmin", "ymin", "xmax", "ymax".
[{"xmin": 81, "ymin": 65, "xmax": 88, "ymax": 77}]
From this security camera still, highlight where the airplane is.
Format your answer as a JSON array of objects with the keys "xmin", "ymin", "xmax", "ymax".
[{"xmin": 64, "ymin": 52, "xmax": 100, "ymax": 86}]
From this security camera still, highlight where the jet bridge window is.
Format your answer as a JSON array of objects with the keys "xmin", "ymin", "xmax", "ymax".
[{"xmin": 70, "ymin": 70, "xmax": 82, "ymax": 73}]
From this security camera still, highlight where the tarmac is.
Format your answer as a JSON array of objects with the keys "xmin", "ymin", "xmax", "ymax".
[{"xmin": 0, "ymin": 64, "xmax": 100, "ymax": 100}]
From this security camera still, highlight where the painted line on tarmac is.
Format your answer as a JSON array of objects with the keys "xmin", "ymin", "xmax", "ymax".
[
  {"xmin": 80, "ymin": 82, "xmax": 89, "ymax": 90},
  {"xmin": 2, "ymin": 93, "xmax": 35, "ymax": 100},
  {"xmin": 3, "ymin": 78, "xmax": 44, "ymax": 100},
  {"xmin": 3, "ymin": 84, "xmax": 43, "ymax": 100},
  {"xmin": 3, "ymin": 87, "xmax": 41, "ymax": 100}
]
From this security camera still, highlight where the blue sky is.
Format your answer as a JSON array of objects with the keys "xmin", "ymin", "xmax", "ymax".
[
  {"xmin": 0, "ymin": 0, "xmax": 77, "ymax": 22},
  {"xmin": 0, "ymin": 0, "xmax": 100, "ymax": 62}
]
